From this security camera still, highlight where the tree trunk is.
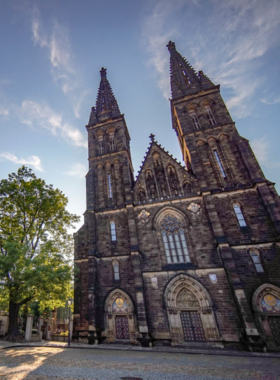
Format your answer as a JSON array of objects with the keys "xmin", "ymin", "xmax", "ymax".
[{"xmin": 3, "ymin": 300, "xmax": 25, "ymax": 342}]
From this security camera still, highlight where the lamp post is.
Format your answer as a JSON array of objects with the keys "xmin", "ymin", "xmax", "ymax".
[{"xmin": 67, "ymin": 298, "xmax": 72, "ymax": 347}]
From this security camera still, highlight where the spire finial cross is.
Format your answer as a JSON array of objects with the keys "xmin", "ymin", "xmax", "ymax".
[
  {"xmin": 166, "ymin": 41, "xmax": 176, "ymax": 51},
  {"xmin": 100, "ymin": 67, "xmax": 107, "ymax": 79},
  {"xmin": 149, "ymin": 133, "xmax": 155, "ymax": 141}
]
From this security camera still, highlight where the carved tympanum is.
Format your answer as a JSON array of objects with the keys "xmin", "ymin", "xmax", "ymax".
[{"xmin": 176, "ymin": 288, "xmax": 199, "ymax": 309}]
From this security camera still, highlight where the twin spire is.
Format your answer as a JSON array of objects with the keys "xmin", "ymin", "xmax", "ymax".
[
  {"xmin": 88, "ymin": 42, "xmax": 215, "ymax": 126},
  {"xmin": 88, "ymin": 67, "xmax": 121, "ymax": 126},
  {"xmin": 167, "ymin": 41, "xmax": 215, "ymax": 99}
]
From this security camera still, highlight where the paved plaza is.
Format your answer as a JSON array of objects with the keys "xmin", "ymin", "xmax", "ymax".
[{"xmin": 0, "ymin": 346, "xmax": 280, "ymax": 380}]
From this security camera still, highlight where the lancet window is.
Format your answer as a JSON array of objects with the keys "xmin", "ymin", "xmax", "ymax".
[
  {"xmin": 214, "ymin": 150, "xmax": 226, "ymax": 178},
  {"xmin": 189, "ymin": 110, "xmax": 200, "ymax": 129},
  {"xmin": 161, "ymin": 215, "xmax": 190, "ymax": 264},
  {"xmin": 110, "ymin": 221, "xmax": 117, "ymax": 241},
  {"xmin": 204, "ymin": 105, "xmax": 216, "ymax": 126},
  {"xmin": 233, "ymin": 203, "xmax": 247, "ymax": 227},
  {"xmin": 98, "ymin": 135, "xmax": 104, "ymax": 154},
  {"xmin": 109, "ymin": 130, "xmax": 115, "ymax": 151},
  {"xmin": 108, "ymin": 174, "xmax": 112, "ymax": 198},
  {"xmin": 250, "ymin": 251, "xmax": 264, "ymax": 273},
  {"xmin": 113, "ymin": 261, "xmax": 120, "ymax": 281}
]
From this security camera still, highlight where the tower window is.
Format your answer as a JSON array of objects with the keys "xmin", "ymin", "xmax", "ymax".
[
  {"xmin": 113, "ymin": 261, "xmax": 120, "ymax": 280},
  {"xmin": 109, "ymin": 131, "xmax": 115, "ymax": 151},
  {"xmin": 204, "ymin": 105, "xmax": 216, "ymax": 126},
  {"xmin": 110, "ymin": 221, "xmax": 116, "ymax": 241},
  {"xmin": 108, "ymin": 174, "xmax": 112, "ymax": 198},
  {"xmin": 189, "ymin": 110, "xmax": 200, "ymax": 129},
  {"xmin": 233, "ymin": 203, "xmax": 247, "ymax": 227},
  {"xmin": 214, "ymin": 150, "xmax": 226, "ymax": 178},
  {"xmin": 161, "ymin": 215, "xmax": 190, "ymax": 264},
  {"xmin": 98, "ymin": 135, "xmax": 104, "ymax": 154},
  {"xmin": 250, "ymin": 251, "xmax": 264, "ymax": 273}
]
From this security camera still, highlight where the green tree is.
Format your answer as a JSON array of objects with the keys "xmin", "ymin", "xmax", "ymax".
[{"xmin": 0, "ymin": 166, "xmax": 79, "ymax": 341}]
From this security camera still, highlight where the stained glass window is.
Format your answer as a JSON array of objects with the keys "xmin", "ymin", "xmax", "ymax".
[{"xmin": 161, "ymin": 215, "xmax": 190, "ymax": 264}]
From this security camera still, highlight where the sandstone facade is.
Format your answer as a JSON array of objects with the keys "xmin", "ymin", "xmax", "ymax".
[{"xmin": 73, "ymin": 43, "xmax": 280, "ymax": 350}]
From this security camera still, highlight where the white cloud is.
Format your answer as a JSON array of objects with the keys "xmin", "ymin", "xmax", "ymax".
[
  {"xmin": 31, "ymin": 10, "xmax": 87, "ymax": 118},
  {"xmin": 142, "ymin": 0, "xmax": 280, "ymax": 118},
  {"xmin": 251, "ymin": 136, "xmax": 280, "ymax": 169},
  {"xmin": 261, "ymin": 96, "xmax": 280, "ymax": 105},
  {"xmin": 0, "ymin": 107, "xmax": 9, "ymax": 116},
  {"xmin": 251, "ymin": 136, "xmax": 269, "ymax": 164},
  {"xmin": 20, "ymin": 100, "xmax": 87, "ymax": 148},
  {"xmin": 0, "ymin": 153, "xmax": 43, "ymax": 172},
  {"xmin": 66, "ymin": 163, "xmax": 87, "ymax": 179}
]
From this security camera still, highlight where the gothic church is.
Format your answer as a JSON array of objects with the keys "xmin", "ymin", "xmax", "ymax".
[{"xmin": 73, "ymin": 41, "xmax": 280, "ymax": 350}]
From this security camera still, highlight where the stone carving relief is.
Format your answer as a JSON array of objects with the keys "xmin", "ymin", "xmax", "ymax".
[
  {"xmin": 168, "ymin": 167, "xmax": 179, "ymax": 195},
  {"xmin": 138, "ymin": 210, "xmax": 150, "ymax": 223},
  {"xmin": 176, "ymin": 288, "xmax": 200, "ymax": 309},
  {"xmin": 138, "ymin": 188, "xmax": 146, "ymax": 202},
  {"xmin": 146, "ymin": 171, "xmax": 156, "ymax": 199},
  {"xmin": 187, "ymin": 202, "xmax": 201, "ymax": 214},
  {"xmin": 183, "ymin": 181, "xmax": 192, "ymax": 195},
  {"xmin": 156, "ymin": 170, "xmax": 167, "ymax": 196}
]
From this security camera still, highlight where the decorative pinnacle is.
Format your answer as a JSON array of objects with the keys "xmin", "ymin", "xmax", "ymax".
[
  {"xmin": 100, "ymin": 67, "xmax": 107, "ymax": 79},
  {"xmin": 149, "ymin": 133, "xmax": 155, "ymax": 141},
  {"xmin": 166, "ymin": 41, "xmax": 176, "ymax": 51}
]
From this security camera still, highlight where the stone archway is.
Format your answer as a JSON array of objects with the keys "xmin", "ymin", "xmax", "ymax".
[
  {"xmin": 104, "ymin": 289, "xmax": 138, "ymax": 344},
  {"xmin": 252, "ymin": 284, "xmax": 280, "ymax": 346},
  {"xmin": 164, "ymin": 274, "xmax": 220, "ymax": 345}
]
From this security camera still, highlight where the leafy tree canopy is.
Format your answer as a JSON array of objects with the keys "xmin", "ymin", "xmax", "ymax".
[{"xmin": 0, "ymin": 166, "xmax": 79, "ymax": 340}]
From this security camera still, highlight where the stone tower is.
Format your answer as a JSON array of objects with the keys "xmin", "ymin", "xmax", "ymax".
[{"xmin": 73, "ymin": 43, "xmax": 280, "ymax": 350}]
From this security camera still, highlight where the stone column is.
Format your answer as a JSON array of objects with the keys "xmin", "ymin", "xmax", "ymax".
[
  {"xmin": 25, "ymin": 315, "xmax": 33, "ymax": 342},
  {"xmin": 46, "ymin": 319, "xmax": 51, "ymax": 340},
  {"xmin": 69, "ymin": 320, "xmax": 73, "ymax": 341},
  {"xmin": 38, "ymin": 317, "xmax": 44, "ymax": 341}
]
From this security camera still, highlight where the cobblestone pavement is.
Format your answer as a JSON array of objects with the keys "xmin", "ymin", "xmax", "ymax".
[{"xmin": 0, "ymin": 347, "xmax": 279, "ymax": 380}]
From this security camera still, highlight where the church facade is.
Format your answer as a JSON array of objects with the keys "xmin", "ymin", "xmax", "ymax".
[{"xmin": 73, "ymin": 41, "xmax": 280, "ymax": 350}]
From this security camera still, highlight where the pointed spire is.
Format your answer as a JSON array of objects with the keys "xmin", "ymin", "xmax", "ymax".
[
  {"xmin": 88, "ymin": 67, "xmax": 121, "ymax": 126},
  {"xmin": 167, "ymin": 41, "xmax": 215, "ymax": 99}
]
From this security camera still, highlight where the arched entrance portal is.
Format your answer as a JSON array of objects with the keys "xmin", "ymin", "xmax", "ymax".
[
  {"xmin": 164, "ymin": 274, "xmax": 220, "ymax": 345},
  {"xmin": 104, "ymin": 289, "xmax": 138, "ymax": 343},
  {"xmin": 253, "ymin": 284, "xmax": 280, "ymax": 347}
]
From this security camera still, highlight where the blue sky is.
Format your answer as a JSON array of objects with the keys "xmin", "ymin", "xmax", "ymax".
[{"xmin": 1, "ymin": 0, "xmax": 280, "ymax": 231}]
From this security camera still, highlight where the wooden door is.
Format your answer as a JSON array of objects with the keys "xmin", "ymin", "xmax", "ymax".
[
  {"xmin": 115, "ymin": 316, "xmax": 130, "ymax": 339},
  {"xmin": 268, "ymin": 317, "xmax": 280, "ymax": 346},
  {"xmin": 180, "ymin": 311, "xmax": 206, "ymax": 342}
]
